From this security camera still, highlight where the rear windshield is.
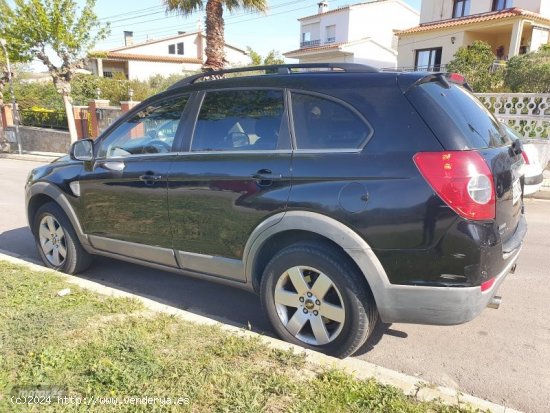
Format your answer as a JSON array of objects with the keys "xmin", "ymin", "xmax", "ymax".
[{"xmin": 407, "ymin": 82, "xmax": 512, "ymax": 150}]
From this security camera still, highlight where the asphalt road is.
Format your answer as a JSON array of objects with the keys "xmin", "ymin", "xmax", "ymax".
[{"xmin": 1, "ymin": 158, "xmax": 548, "ymax": 413}]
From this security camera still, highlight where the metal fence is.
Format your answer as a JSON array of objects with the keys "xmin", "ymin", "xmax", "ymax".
[
  {"xmin": 19, "ymin": 110, "xmax": 68, "ymax": 131},
  {"xmin": 475, "ymin": 93, "xmax": 550, "ymax": 139}
]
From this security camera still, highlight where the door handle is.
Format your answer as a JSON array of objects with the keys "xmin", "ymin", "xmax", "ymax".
[
  {"xmin": 252, "ymin": 169, "xmax": 283, "ymax": 181},
  {"xmin": 139, "ymin": 173, "xmax": 163, "ymax": 182}
]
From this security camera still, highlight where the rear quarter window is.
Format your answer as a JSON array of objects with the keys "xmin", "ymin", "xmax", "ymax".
[
  {"xmin": 407, "ymin": 82, "xmax": 512, "ymax": 150},
  {"xmin": 290, "ymin": 92, "xmax": 372, "ymax": 150}
]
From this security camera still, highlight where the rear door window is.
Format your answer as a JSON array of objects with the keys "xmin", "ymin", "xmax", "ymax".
[
  {"xmin": 290, "ymin": 92, "xmax": 371, "ymax": 150},
  {"xmin": 406, "ymin": 82, "xmax": 512, "ymax": 150},
  {"xmin": 191, "ymin": 89, "xmax": 286, "ymax": 152}
]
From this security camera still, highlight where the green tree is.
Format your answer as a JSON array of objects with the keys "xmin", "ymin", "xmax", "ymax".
[
  {"xmin": 446, "ymin": 40, "xmax": 503, "ymax": 92},
  {"xmin": 164, "ymin": 0, "xmax": 268, "ymax": 71},
  {"xmin": 504, "ymin": 44, "xmax": 550, "ymax": 93},
  {"xmin": 246, "ymin": 47, "xmax": 284, "ymax": 66},
  {"xmin": 246, "ymin": 46, "xmax": 262, "ymax": 66},
  {"xmin": 263, "ymin": 50, "xmax": 284, "ymax": 65},
  {"xmin": 0, "ymin": 0, "xmax": 109, "ymax": 141}
]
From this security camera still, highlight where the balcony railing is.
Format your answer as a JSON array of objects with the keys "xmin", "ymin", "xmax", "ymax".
[
  {"xmin": 326, "ymin": 37, "xmax": 336, "ymax": 43},
  {"xmin": 382, "ymin": 64, "xmax": 448, "ymax": 72},
  {"xmin": 300, "ymin": 39, "xmax": 321, "ymax": 48}
]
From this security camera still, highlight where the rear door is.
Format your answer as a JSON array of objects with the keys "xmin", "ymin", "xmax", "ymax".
[
  {"xmin": 404, "ymin": 79, "xmax": 524, "ymax": 245},
  {"xmin": 167, "ymin": 89, "xmax": 292, "ymax": 280}
]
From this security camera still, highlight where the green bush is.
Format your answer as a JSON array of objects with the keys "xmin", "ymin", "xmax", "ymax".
[
  {"xmin": 446, "ymin": 40, "xmax": 504, "ymax": 92},
  {"xmin": 504, "ymin": 44, "xmax": 550, "ymax": 93},
  {"xmin": 13, "ymin": 72, "xmax": 193, "ymax": 110}
]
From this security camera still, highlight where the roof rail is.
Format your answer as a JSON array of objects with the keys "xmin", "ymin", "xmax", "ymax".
[{"xmin": 169, "ymin": 63, "xmax": 378, "ymax": 89}]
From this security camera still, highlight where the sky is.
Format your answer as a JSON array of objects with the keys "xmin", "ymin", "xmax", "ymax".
[{"xmin": 91, "ymin": 0, "xmax": 422, "ymax": 56}]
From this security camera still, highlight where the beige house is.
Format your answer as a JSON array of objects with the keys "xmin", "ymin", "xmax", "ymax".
[
  {"xmin": 89, "ymin": 31, "xmax": 249, "ymax": 80},
  {"xmin": 397, "ymin": 0, "xmax": 550, "ymax": 70}
]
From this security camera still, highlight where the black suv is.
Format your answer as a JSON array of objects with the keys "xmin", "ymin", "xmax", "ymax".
[{"xmin": 26, "ymin": 64, "xmax": 527, "ymax": 357}]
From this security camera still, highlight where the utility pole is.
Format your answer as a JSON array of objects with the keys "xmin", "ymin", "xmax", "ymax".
[{"xmin": 0, "ymin": 38, "xmax": 22, "ymax": 154}]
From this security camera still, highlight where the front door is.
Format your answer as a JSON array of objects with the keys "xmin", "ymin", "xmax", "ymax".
[
  {"xmin": 79, "ymin": 93, "xmax": 191, "ymax": 266},
  {"xmin": 167, "ymin": 89, "xmax": 293, "ymax": 280}
]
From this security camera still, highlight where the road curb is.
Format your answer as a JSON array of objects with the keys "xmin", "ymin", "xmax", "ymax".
[{"xmin": 0, "ymin": 250, "xmax": 522, "ymax": 413}]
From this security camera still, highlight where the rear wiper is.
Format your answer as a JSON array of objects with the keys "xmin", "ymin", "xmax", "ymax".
[{"xmin": 511, "ymin": 139, "xmax": 523, "ymax": 156}]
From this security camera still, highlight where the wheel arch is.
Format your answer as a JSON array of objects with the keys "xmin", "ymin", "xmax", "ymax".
[
  {"xmin": 26, "ymin": 182, "xmax": 89, "ymax": 247},
  {"xmin": 244, "ymin": 211, "xmax": 390, "ymax": 309}
]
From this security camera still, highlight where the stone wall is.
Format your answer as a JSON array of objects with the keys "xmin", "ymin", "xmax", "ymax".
[{"xmin": 11, "ymin": 126, "xmax": 71, "ymax": 154}]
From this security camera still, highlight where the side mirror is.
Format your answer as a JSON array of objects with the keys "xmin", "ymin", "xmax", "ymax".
[{"xmin": 70, "ymin": 139, "xmax": 94, "ymax": 161}]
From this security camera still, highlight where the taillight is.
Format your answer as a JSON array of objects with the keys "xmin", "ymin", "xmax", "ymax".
[
  {"xmin": 480, "ymin": 277, "xmax": 495, "ymax": 292},
  {"xmin": 521, "ymin": 151, "xmax": 530, "ymax": 165},
  {"xmin": 414, "ymin": 151, "xmax": 496, "ymax": 220}
]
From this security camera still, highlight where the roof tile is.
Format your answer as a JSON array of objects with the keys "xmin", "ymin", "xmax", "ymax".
[{"xmin": 397, "ymin": 8, "xmax": 550, "ymax": 35}]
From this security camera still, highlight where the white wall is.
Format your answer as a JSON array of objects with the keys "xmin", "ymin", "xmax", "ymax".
[
  {"xmin": 301, "ymin": 10, "xmax": 350, "ymax": 44},
  {"xmin": 124, "ymin": 34, "xmax": 201, "ymax": 59},
  {"xmin": 347, "ymin": 0, "xmax": 419, "ymax": 47},
  {"xmin": 113, "ymin": 33, "xmax": 249, "ymax": 68},
  {"xmin": 515, "ymin": 0, "xmax": 544, "ymax": 13},
  {"xmin": 295, "ymin": 41, "xmax": 397, "ymax": 68},
  {"xmin": 530, "ymin": 26, "xmax": 550, "ymax": 50},
  {"xmin": 127, "ymin": 60, "xmax": 199, "ymax": 81},
  {"xmin": 540, "ymin": 0, "xmax": 550, "ymax": 16},
  {"xmin": 350, "ymin": 41, "xmax": 399, "ymax": 68},
  {"xmin": 224, "ymin": 46, "xmax": 251, "ymax": 67}
]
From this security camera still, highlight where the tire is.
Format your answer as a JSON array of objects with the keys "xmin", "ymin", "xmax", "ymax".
[
  {"xmin": 32, "ymin": 202, "xmax": 93, "ymax": 274},
  {"xmin": 260, "ymin": 242, "xmax": 378, "ymax": 358}
]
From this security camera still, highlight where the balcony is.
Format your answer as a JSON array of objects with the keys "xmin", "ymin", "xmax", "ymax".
[
  {"xmin": 326, "ymin": 37, "xmax": 336, "ymax": 44},
  {"xmin": 300, "ymin": 39, "xmax": 321, "ymax": 48}
]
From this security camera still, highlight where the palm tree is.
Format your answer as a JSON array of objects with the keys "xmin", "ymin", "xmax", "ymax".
[{"xmin": 164, "ymin": 0, "xmax": 268, "ymax": 71}]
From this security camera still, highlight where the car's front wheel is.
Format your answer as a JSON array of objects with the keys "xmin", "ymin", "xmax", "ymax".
[
  {"xmin": 33, "ymin": 202, "xmax": 92, "ymax": 274},
  {"xmin": 260, "ymin": 243, "xmax": 378, "ymax": 358}
]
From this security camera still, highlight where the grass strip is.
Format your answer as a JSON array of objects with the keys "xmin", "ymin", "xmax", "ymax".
[{"xmin": 0, "ymin": 261, "xmax": 485, "ymax": 412}]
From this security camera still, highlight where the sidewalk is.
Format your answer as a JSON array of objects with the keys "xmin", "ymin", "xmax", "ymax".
[{"xmin": 0, "ymin": 150, "xmax": 65, "ymax": 163}]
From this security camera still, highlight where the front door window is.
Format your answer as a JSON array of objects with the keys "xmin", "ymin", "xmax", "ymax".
[{"xmin": 98, "ymin": 95, "xmax": 189, "ymax": 158}]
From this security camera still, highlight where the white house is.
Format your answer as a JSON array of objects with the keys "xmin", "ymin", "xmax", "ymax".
[
  {"xmin": 397, "ymin": 0, "xmax": 550, "ymax": 70},
  {"xmin": 283, "ymin": 0, "xmax": 420, "ymax": 69},
  {"xmin": 88, "ymin": 31, "xmax": 250, "ymax": 80}
]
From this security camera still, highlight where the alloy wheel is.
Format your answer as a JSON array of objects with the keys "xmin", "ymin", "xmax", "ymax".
[
  {"xmin": 273, "ymin": 265, "xmax": 345, "ymax": 346},
  {"xmin": 38, "ymin": 215, "xmax": 67, "ymax": 267}
]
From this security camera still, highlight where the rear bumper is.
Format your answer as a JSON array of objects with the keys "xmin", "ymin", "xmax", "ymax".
[
  {"xmin": 377, "ymin": 245, "xmax": 520, "ymax": 325},
  {"xmin": 374, "ymin": 214, "xmax": 526, "ymax": 325}
]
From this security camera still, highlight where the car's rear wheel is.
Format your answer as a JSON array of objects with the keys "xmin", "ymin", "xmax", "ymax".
[
  {"xmin": 260, "ymin": 243, "xmax": 378, "ymax": 358},
  {"xmin": 33, "ymin": 202, "xmax": 92, "ymax": 274}
]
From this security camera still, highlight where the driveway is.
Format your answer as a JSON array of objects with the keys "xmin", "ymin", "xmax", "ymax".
[{"xmin": 1, "ymin": 158, "xmax": 548, "ymax": 413}]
